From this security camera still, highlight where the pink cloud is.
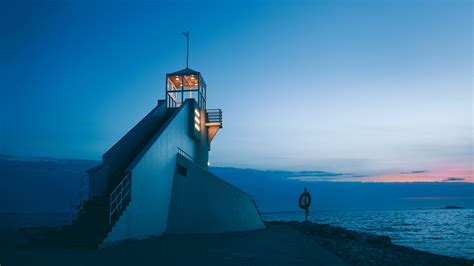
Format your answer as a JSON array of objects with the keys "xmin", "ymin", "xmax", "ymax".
[{"xmin": 359, "ymin": 163, "xmax": 473, "ymax": 183}]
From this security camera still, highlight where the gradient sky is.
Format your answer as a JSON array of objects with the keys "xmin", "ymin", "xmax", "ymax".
[{"xmin": 1, "ymin": 0, "xmax": 472, "ymax": 182}]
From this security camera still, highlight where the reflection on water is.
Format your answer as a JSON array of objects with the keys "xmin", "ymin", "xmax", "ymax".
[{"xmin": 263, "ymin": 209, "xmax": 474, "ymax": 260}]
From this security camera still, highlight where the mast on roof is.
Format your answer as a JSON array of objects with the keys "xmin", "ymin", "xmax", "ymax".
[
  {"xmin": 165, "ymin": 32, "xmax": 205, "ymax": 109},
  {"xmin": 183, "ymin": 31, "xmax": 189, "ymax": 68}
]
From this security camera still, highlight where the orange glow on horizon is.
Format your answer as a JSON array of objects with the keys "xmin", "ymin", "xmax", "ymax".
[{"xmin": 359, "ymin": 163, "xmax": 473, "ymax": 183}]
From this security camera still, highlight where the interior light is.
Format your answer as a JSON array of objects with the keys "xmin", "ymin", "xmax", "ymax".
[
  {"xmin": 175, "ymin": 77, "xmax": 180, "ymax": 81},
  {"xmin": 194, "ymin": 109, "xmax": 200, "ymax": 117},
  {"xmin": 195, "ymin": 83, "xmax": 198, "ymax": 86},
  {"xmin": 194, "ymin": 123, "xmax": 200, "ymax": 131},
  {"xmin": 191, "ymin": 76, "xmax": 195, "ymax": 80}
]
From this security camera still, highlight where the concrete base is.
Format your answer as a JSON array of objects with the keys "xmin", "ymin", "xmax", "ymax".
[{"xmin": 166, "ymin": 154, "xmax": 265, "ymax": 234}]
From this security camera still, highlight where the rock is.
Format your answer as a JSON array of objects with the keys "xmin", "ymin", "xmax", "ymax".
[
  {"xmin": 443, "ymin": 206, "xmax": 463, "ymax": 209},
  {"xmin": 366, "ymin": 235, "xmax": 391, "ymax": 246},
  {"xmin": 278, "ymin": 221, "xmax": 473, "ymax": 266}
]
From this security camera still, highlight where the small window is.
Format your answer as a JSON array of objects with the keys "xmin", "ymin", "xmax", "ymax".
[{"xmin": 177, "ymin": 164, "xmax": 187, "ymax": 176}]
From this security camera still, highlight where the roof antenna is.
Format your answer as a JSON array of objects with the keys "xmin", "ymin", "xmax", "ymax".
[{"xmin": 182, "ymin": 31, "xmax": 189, "ymax": 69}]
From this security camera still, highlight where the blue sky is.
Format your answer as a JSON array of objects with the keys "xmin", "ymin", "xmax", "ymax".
[{"xmin": 1, "ymin": 0, "xmax": 472, "ymax": 181}]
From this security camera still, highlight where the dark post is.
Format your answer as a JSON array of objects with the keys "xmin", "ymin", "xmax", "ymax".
[
  {"xmin": 181, "ymin": 75, "xmax": 184, "ymax": 105},
  {"xmin": 298, "ymin": 187, "xmax": 312, "ymax": 234}
]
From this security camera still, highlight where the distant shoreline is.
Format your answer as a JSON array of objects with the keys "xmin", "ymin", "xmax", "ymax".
[
  {"xmin": 2, "ymin": 206, "xmax": 472, "ymax": 215},
  {"xmin": 261, "ymin": 207, "xmax": 472, "ymax": 213}
]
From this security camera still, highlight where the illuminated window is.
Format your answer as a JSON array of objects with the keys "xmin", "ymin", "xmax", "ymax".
[{"xmin": 194, "ymin": 109, "xmax": 201, "ymax": 132}]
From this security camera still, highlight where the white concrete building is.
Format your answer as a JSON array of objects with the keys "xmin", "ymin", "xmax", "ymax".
[{"xmin": 34, "ymin": 67, "xmax": 264, "ymax": 248}]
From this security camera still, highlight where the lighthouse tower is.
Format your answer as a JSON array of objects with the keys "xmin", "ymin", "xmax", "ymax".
[
  {"xmin": 29, "ymin": 35, "xmax": 264, "ymax": 248},
  {"xmin": 165, "ymin": 67, "xmax": 222, "ymax": 168}
]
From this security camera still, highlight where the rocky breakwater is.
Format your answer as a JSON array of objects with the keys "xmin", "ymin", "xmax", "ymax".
[{"xmin": 267, "ymin": 221, "xmax": 473, "ymax": 266}]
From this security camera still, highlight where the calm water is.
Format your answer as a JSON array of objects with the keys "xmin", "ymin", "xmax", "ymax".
[
  {"xmin": 263, "ymin": 209, "xmax": 474, "ymax": 260},
  {"xmin": 1, "ymin": 209, "xmax": 472, "ymax": 259}
]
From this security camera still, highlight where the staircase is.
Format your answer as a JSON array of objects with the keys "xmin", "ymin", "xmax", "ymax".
[{"xmin": 24, "ymin": 173, "xmax": 131, "ymax": 249}]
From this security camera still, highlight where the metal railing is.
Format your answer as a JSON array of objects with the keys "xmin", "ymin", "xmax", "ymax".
[
  {"xmin": 177, "ymin": 147, "xmax": 195, "ymax": 162},
  {"xmin": 206, "ymin": 109, "xmax": 223, "ymax": 128},
  {"xmin": 109, "ymin": 172, "xmax": 131, "ymax": 225},
  {"xmin": 167, "ymin": 95, "xmax": 179, "ymax": 108}
]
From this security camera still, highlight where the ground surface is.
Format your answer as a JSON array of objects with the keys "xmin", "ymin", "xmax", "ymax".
[
  {"xmin": 1, "ymin": 222, "xmax": 472, "ymax": 266},
  {"xmin": 1, "ymin": 223, "xmax": 347, "ymax": 266}
]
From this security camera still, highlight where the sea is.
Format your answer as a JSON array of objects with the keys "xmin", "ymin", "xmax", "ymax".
[
  {"xmin": 1, "ymin": 209, "xmax": 473, "ymax": 260},
  {"xmin": 263, "ymin": 208, "xmax": 474, "ymax": 260}
]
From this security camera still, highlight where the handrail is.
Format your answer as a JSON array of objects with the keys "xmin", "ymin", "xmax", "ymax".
[
  {"xmin": 167, "ymin": 94, "xmax": 179, "ymax": 108},
  {"xmin": 109, "ymin": 172, "xmax": 131, "ymax": 225},
  {"xmin": 177, "ymin": 147, "xmax": 195, "ymax": 162}
]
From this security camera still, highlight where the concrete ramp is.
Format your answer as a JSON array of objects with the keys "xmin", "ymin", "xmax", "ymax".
[
  {"xmin": 166, "ymin": 154, "xmax": 265, "ymax": 234},
  {"xmin": 87, "ymin": 100, "xmax": 176, "ymax": 198}
]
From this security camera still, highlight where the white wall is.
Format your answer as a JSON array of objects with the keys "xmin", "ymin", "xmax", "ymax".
[
  {"xmin": 165, "ymin": 155, "xmax": 265, "ymax": 234},
  {"xmin": 104, "ymin": 103, "xmax": 195, "ymax": 243}
]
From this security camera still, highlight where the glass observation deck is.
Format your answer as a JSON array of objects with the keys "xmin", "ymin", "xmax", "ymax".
[{"xmin": 166, "ymin": 68, "xmax": 206, "ymax": 109}]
